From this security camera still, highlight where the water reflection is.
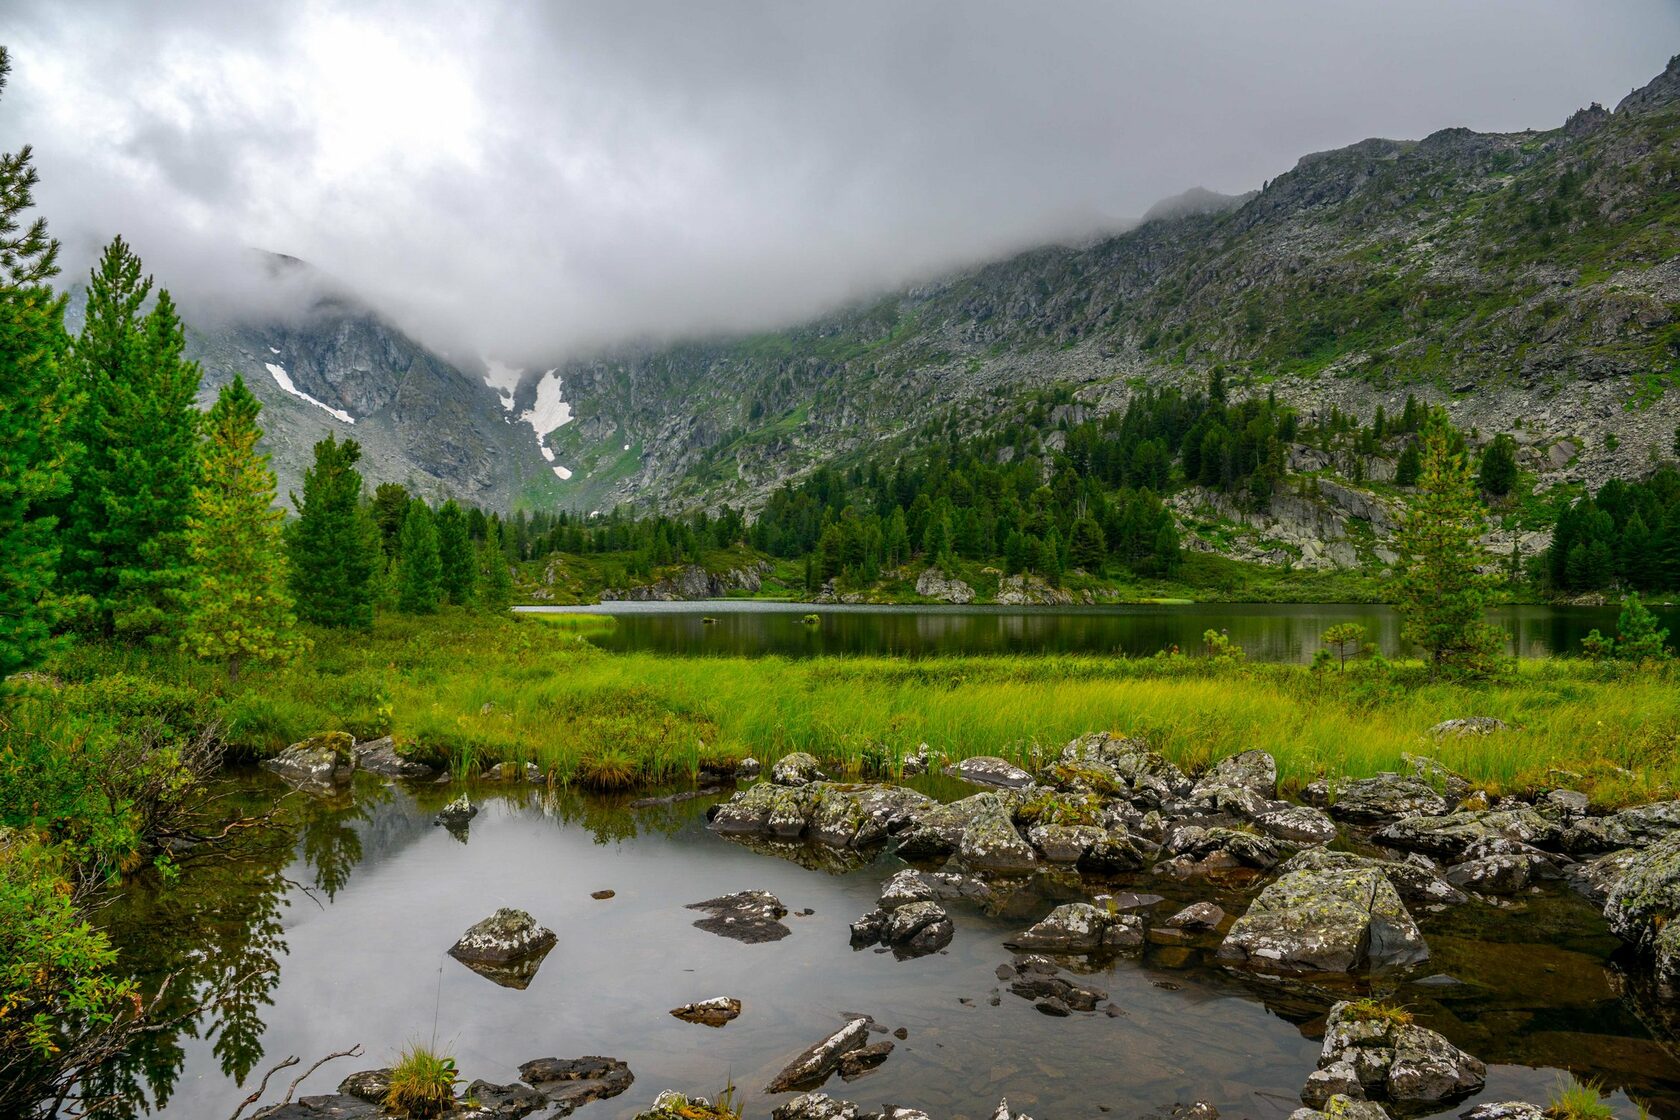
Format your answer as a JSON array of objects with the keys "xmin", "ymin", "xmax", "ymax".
[{"xmin": 520, "ymin": 602, "xmax": 1679, "ymax": 662}]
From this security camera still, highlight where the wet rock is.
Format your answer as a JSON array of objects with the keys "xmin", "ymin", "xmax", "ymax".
[
  {"xmin": 1604, "ymin": 832, "xmax": 1680, "ymax": 987},
  {"xmin": 1059, "ymin": 732, "xmax": 1191, "ymax": 803},
  {"xmin": 263, "ymin": 732, "xmax": 355, "ymax": 788},
  {"xmin": 1162, "ymin": 825, "xmax": 1288, "ymax": 870},
  {"xmin": 485, "ymin": 760, "xmax": 543, "ymax": 783},
  {"xmin": 1567, "ymin": 848, "xmax": 1641, "ymax": 905},
  {"xmin": 1078, "ymin": 826, "xmax": 1159, "ymax": 873},
  {"xmin": 836, "ymin": 1040, "xmax": 894, "ymax": 1080},
  {"xmin": 1325, "ymin": 775, "xmax": 1451, "ymax": 824},
  {"xmin": 337, "ymin": 1069, "xmax": 391, "ymax": 1103},
  {"xmin": 1307, "ymin": 1001, "xmax": 1485, "ymax": 1109},
  {"xmin": 352, "ymin": 736, "xmax": 433, "ymax": 777},
  {"xmin": 737, "ymin": 757, "xmax": 762, "ymax": 779},
  {"xmin": 1427, "ymin": 718, "xmax": 1508, "ymax": 738},
  {"xmin": 954, "ymin": 755, "xmax": 1035, "ymax": 790},
  {"xmin": 518, "ymin": 1057, "xmax": 634, "ymax": 1115},
  {"xmin": 1401, "ymin": 754, "xmax": 1471, "ymax": 802},
  {"xmin": 1255, "ymin": 804, "xmax": 1337, "ymax": 844},
  {"xmin": 1282, "ymin": 848, "xmax": 1468, "ymax": 908},
  {"xmin": 848, "ymin": 786, "xmax": 934, "ymax": 835},
  {"xmin": 1600, "ymin": 800, "xmax": 1680, "ymax": 848},
  {"xmin": 1461, "ymin": 1104, "xmax": 1546, "ymax": 1120},
  {"xmin": 765, "ymin": 1017, "xmax": 872, "ymax": 1092},
  {"xmin": 461, "ymin": 1080, "xmax": 550, "ymax": 1119},
  {"xmin": 435, "ymin": 793, "xmax": 478, "ymax": 829},
  {"xmin": 957, "ymin": 797, "xmax": 1040, "ymax": 874},
  {"xmin": 1028, "ymin": 823, "xmax": 1106, "ymax": 862},
  {"xmin": 687, "ymin": 890, "xmax": 792, "ymax": 944},
  {"xmin": 670, "ymin": 996, "xmax": 742, "ymax": 1026},
  {"xmin": 882, "ymin": 900, "xmax": 954, "ymax": 956},
  {"xmin": 1165, "ymin": 902, "xmax": 1226, "ymax": 931},
  {"xmin": 894, "ymin": 793, "xmax": 995, "ymax": 858},
  {"xmin": 1219, "ymin": 861, "xmax": 1427, "ymax": 973},
  {"xmin": 1002, "ymin": 956, "xmax": 1109, "ymax": 1012},
  {"xmin": 1373, "ymin": 809, "xmax": 1560, "ymax": 862},
  {"xmin": 447, "ymin": 909, "xmax": 557, "ymax": 988},
  {"xmin": 878, "ymin": 868, "xmax": 994, "ymax": 911},
  {"xmin": 251, "ymin": 1096, "xmax": 383, "ymax": 1118},
  {"xmin": 1004, "ymin": 902, "xmax": 1142, "ymax": 952},
  {"xmin": 772, "ymin": 752, "xmax": 825, "ymax": 787},
  {"xmin": 1444, "ymin": 839, "xmax": 1553, "ymax": 895},
  {"xmin": 591, "ymin": 889, "xmax": 615, "ymax": 900},
  {"xmin": 1287, "ymin": 1094, "xmax": 1390, "ymax": 1120},
  {"xmin": 1199, "ymin": 749, "xmax": 1279, "ymax": 798},
  {"xmin": 770, "ymin": 1093, "xmax": 858, "ymax": 1120}
]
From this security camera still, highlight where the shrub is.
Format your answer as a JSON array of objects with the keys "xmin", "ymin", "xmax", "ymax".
[
  {"xmin": 385, "ymin": 1046, "xmax": 457, "ymax": 1118},
  {"xmin": 1547, "ymin": 1077, "xmax": 1614, "ymax": 1120},
  {"xmin": 577, "ymin": 748, "xmax": 640, "ymax": 791}
]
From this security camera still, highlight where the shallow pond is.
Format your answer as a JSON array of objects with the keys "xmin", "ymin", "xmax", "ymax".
[
  {"xmin": 105, "ymin": 773, "xmax": 1680, "ymax": 1120},
  {"xmin": 515, "ymin": 602, "xmax": 1676, "ymax": 662}
]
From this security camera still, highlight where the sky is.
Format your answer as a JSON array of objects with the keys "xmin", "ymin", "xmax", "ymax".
[{"xmin": 4, "ymin": 1, "xmax": 1679, "ymax": 367}]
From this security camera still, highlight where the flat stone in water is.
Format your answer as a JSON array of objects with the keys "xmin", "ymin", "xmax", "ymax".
[
  {"xmin": 518, "ymin": 1056, "xmax": 634, "ymax": 1115},
  {"xmin": 686, "ymin": 890, "xmax": 792, "ymax": 943}
]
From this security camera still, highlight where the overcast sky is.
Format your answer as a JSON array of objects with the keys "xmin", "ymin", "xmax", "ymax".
[{"xmin": 5, "ymin": 1, "xmax": 1678, "ymax": 367}]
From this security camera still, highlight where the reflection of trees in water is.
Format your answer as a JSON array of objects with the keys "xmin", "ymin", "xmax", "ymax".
[{"xmin": 501, "ymin": 784, "xmax": 715, "ymax": 845}]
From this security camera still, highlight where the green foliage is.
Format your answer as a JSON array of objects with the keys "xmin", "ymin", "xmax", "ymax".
[
  {"xmin": 1393, "ymin": 412, "xmax": 1505, "ymax": 676},
  {"xmin": 1321, "ymin": 622, "xmax": 1368, "ymax": 671},
  {"xmin": 370, "ymin": 482, "xmax": 410, "ymax": 558},
  {"xmin": 477, "ymin": 520, "xmax": 514, "ymax": 613},
  {"xmin": 1478, "ymin": 432, "xmax": 1518, "ymax": 497},
  {"xmin": 288, "ymin": 435, "xmax": 377, "ymax": 629},
  {"xmin": 1547, "ymin": 1077, "xmax": 1614, "ymax": 1120},
  {"xmin": 1546, "ymin": 470, "xmax": 1680, "ymax": 594},
  {"xmin": 1394, "ymin": 440, "xmax": 1421, "ymax": 487},
  {"xmin": 1340, "ymin": 998, "xmax": 1413, "ymax": 1027},
  {"xmin": 1613, "ymin": 593, "xmax": 1671, "ymax": 662},
  {"xmin": 0, "ymin": 71, "xmax": 68, "ymax": 679},
  {"xmin": 435, "ymin": 500, "xmax": 477, "ymax": 606},
  {"xmin": 1202, "ymin": 628, "xmax": 1245, "ymax": 661},
  {"xmin": 385, "ymin": 1046, "xmax": 457, "ymax": 1118},
  {"xmin": 182, "ymin": 377, "xmax": 301, "ymax": 676},
  {"xmin": 396, "ymin": 501, "xmax": 443, "ymax": 614}
]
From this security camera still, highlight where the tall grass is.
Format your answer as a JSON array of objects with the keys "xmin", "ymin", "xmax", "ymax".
[{"xmin": 44, "ymin": 611, "xmax": 1680, "ymax": 805}]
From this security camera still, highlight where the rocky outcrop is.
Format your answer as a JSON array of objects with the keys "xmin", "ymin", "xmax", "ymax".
[
  {"xmin": 914, "ymin": 568, "xmax": 975, "ymax": 604},
  {"xmin": 262, "ymin": 732, "xmax": 356, "ymax": 789},
  {"xmin": 953, "ymin": 755, "xmax": 1034, "ymax": 789},
  {"xmin": 851, "ymin": 900, "xmax": 954, "ymax": 958},
  {"xmin": 1318, "ymin": 774, "xmax": 1451, "ymax": 824},
  {"xmin": 518, "ymin": 1056, "xmax": 634, "ymax": 1116},
  {"xmin": 1004, "ymin": 903, "xmax": 1143, "ymax": 952},
  {"xmin": 1219, "ymin": 859, "xmax": 1427, "ymax": 973},
  {"xmin": 1302, "ymin": 1001, "xmax": 1485, "ymax": 1109},
  {"xmin": 603, "ymin": 562, "xmax": 772, "ymax": 601},
  {"xmin": 351, "ymin": 736, "xmax": 433, "ymax": 777},
  {"xmin": 686, "ymin": 890, "xmax": 792, "ymax": 944},
  {"xmin": 1604, "ymin": 833, "xmax": 1680, "ymax": 988},
  {"xmin": 772, "ymin": 752, "xmax": 826, "ymax": 787},
  {"xmin": 1373, "ymin": 808, "xmax": 1559, "ymax": 861}
]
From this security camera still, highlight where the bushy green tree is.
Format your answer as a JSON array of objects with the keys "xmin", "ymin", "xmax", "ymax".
[
  {"xmin": 396, "ymin": 500, "xmax": 442, "ymax": 613},
  {"xmin": 1070, "ymin": 516, "xmax": 1106, "ymax": 572},
  {"xmin": 1614, "ymin": 593, "xmax": 1671, "ymax": 662},
  {"xmin": 478, "ymin": 519, "xmax": 514, "ymax": 612},
  {"xmin": 1477, "ymin": 433, "xmax": 1518, "ymax": 497},
  {"xmin": 1320, "ymin": 622, "xmax": 1368, "ymax": 671},
  {"xmin": 370, "ymin": 481, "xmax": 410, "ymax": 558},
  {"xmin": 287, "ymin": 435, "xmax": 375, "ymax": 629},
  {"xmin": 0, "ymin": 47, "xmax": 70, "ymax": 679},
  {"xmin": 1394, "ymin": 440, "xmax": 1421, "ymax": 487},
  {"xmin": 435, "ymin": 499, "xmax": 476, "ymax": 605},
  {"xmin": 181, "ymin": 377, "xmax": 300, "ymax": 677},
  {"xmin": 1392, "ymin": 412, "xmax": 1505, "ymax": 675}
]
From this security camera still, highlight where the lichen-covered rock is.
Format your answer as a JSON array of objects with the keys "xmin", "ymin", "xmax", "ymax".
[
  {"xmin": 1601, "ymin": 800, "xmax": 1680, "ymax": 847},
  {"xmin": 1567, "ymin": 847, "xmax": 1641, "ymax": 905},
  {"xmin": 772, "ymin": 752, "xmax": 825, "ymax": 787},
  {"xmin": 1373, "ymin": 808, "xmax": 1560, "ymax": 861},
  {"xmin": 1165, "ymin": 901, "xmax": 1226, "ymax": 931},
  {"xmin": 460, "ymin": 1079, "xmax": 549, "ymax": 1119},
  {"xmin": 1604, "ymin": 832, "xmax": 1680, "ymax": 987},
  {"xmin": 337, "ymin": 1068, "xmax": 392, "ymax": 1103},
  {"xmin": 1444, "ymin": 844, "xmax": 1551, "ymax": 895},
  {"xmin": 1428, "ymin": 717, "xmax": 1508, "ymax": 738},
  {"xmin": 809, "ymin": 788, "xmax": 884, "ymax": 848},
  {"xmin": 1255, "ymin": 804, "xmax": 1337, "ymax": 844},
  {"xmin": 769, "ymin": 1094, "xmax": 859, "ymax": 1120},
  {"xmin": 1461, "ymin": 1105, "xmax": 1546, "ymax": 1120},
  {"xmin": 263, "ymin": 732, "xmax": 355, "ymax": 788},
  {"xmin": 435, "ymin": 793, "xmax": 479, "ymax": 828},
  {"xmin": 736, "ymin": 757, "xmax": 762, "ymax": 779},
  {"xmin": 764, "ymin": 1018, "xmax": 872, "ymax": 1092},
  {"xmin": 686, "ymin": 890, "xmax": 791, "ymax": 944},
  {"xmin": 352, "ymin": 736, "xmax": 433, "ymax": 777},
  {"xmin": 519, "ymin": 1057, "xmax": 633, "ymax": 1115},
  {"xmin": 709, "ymin": 782, "xmax": 817, "ymax": 838},
  {"xmin": 1164, "ymin": 825, "xmax": 1288, "ymax": 870},
  {"xmin": 449, "ymin": 908, "xmax": 557, "ymax": 964},
  {"xmin": 669, "ymin": 996, "xmax": 742, "ymax": 1026},
  {"xmin": 1219, "ymin": 862, "xmax": 1427, "ymax": 973},
  {"xmin": 1199, "ymin": 749, "xmax": 1279, "ymax": 798},
  {"xmin": 1281, "ymin": 847, "xmax": 1467, "ymax": 908},
  {"xmin": 1078, "ymin": 826, "xmax": 1158, "ymax": 873},
  {"xmin": 1004, "ymin": 903, "xmax": 1142, "ymax": 952},
  {"xmin": 879, "ymin": 900, "xmax": 954, "ymax": 956},
  {"xmin": 1059, "ymin": 732, "xmax": 1190, "ymax": 802},
  {"xmin": 957, "ymin": 797, "xmax": 1040, "ymax": 873},
  {"xmin": 1027, "ymin": 823, "xmax": 1106, "ymax": 862},
  {"xmin": 1287, "ymin": 1095, "xmax": 1391, "ymax": 1120},
  {"xmin": 894, "ymin": 793, "xmax": 995, "ymax": 857},
  {"xmin": 953, "ymin": 755, "xmax": 1034, "ymax": 789},
  {"xmin": 1306, "ymin": 1001, "xmax": 1485, "ymax": 1108},
  {"xmin": 1325, "ymin": 775, "xmax": 1450, "ymax": 824}
]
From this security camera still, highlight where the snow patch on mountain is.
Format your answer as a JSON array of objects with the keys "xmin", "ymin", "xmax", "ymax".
[
  {"xmin": 482, "ymin": 357, "xmax": 522, "ymax": 412},
  {"xmin": 264, "ymin": 362, "xmax": 354, "ymax": 424}
]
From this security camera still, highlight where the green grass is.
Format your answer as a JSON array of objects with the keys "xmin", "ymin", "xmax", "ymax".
[
  {"xmin": 385, "ymin": 1046, "xmax": 457, "ymax": 1118},
  {"xmin": 1548, "ymin": 1077, "xmax": 1616, "ymax": 1120},
  {"xmin": 40, "ymin": 611, "xmax": 1680, "ymax": 806}
]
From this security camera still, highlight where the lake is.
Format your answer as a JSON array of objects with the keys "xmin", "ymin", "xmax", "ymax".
[
  {"xmin": 514, "ymin": 602, "xmax": 1668, "ymax": 662},
  {"xmin": 106, "ymin": 774, "xmax": 1677, "ymax": 1120}
]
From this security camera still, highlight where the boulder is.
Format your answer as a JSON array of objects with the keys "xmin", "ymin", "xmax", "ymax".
[
  {"xmin": 836, "ymin": 1040, "xmax": 894, "ymax": 1079},
  {"xmin": 1198, "ymin": 750, "xmax": 1278, "ymax": 798},
  {"xmin": 518, "ymin": 1057, "xmax": 633, "ymax": 1115},
  {"xmin": 1255, "ymin": 804, "xmax": 1337, "ymax": 844},
  {"xmin": 1324, "ymin": 775, "xmax": 1450, "ymax": 824},
  {"xmin": 772, "ymin": 753, "xmax": 825, "ymax": 787},
  {"xmin": 352, "ymin": 737, "xmax": 433, "ymax": 777},
  {"xmin": 709, "ymin": 782, "xmax": 816, "ymax": 837},
  {"xmin": 669, "ymin": 996, "xmax": 742, "ymax": 1026},
  {"xmin": 1004, "ymin": 903, "xmax": 1143, "ymax": 952},
  {"xmin": 1163, "ymin": 825, "xmax": 1288, "ymax": 870},
  {"xmin": 1401, "ymin": 754, "xmax": 1471, "ymax": 801},
  {"xmin": 1567, "ymin": 848, "xmax": 1641, "ymax": 905},
  {"xmin": 953, "ymin": 755, "xmax": 1034, "ymax": 790},
  {"xmin": 1165, "ymin": 902, "xmax": 1226, "ymax": 931},
  {"xmin": 1600, "ymin": 800, "xmax": 1680, "ymax": 848},
  {"xmin": 434, "ymin": 793, "xmax": 479, "ymax": 828},
  {"xmin": 1078, "ymin": 826, "xmax": 1158, "ymax": 873},
  {"xmin": 1461, "ymin": 1105, "xmax": 1546, "ymax": 1120},
  {"xmin": 1305, "ymin": 1001, "xmax": 1485, "ymax": 1108},
  {"xmin": 337, "ymin": 1069, "xmax": 391, "ymax": 1103},
  {"xmin": 1059, "ymin": 732, "xmax": 1190, "ymax": 802},
  {"xmin": 1604, "ymin": 832, "xmax": 1680, "ymax": 986},
  {"xmin": 1281, "ymin": 847, "xmax": 1467, "ymax": 908},
  {"xmin": 1027, "ymin": 823, "xmax": 1106, "ymax": 862},
  {"xmin": 770, "ymin": 1094, "xmax": 859, "ymax": 1120},
  {"xmin": 448, "ymin": 908, "xmax": 557, "ymax": 989},
  {"xmin": 914, "ymin": 567, "xmax": 976, "ymax": 604},
  {"xmin": 881, "ymin": 900, "xmax": 955, "ymax": 956},
  {"xmin": 876, "ymin": 868, "xmax": 994, "ymax": 910},
  {"xmin": 1373, "ymin": 809, "xmax": 1559, "ymax": 861},
  {"xmin": 484, "ymin": 760, "xmax": 542, "ymax": 783},
  {"xmin": 956, "ymin": 798, "xmax": 1040, "ymax": 874},
  {"xmin": 1001, "ymin": 955, "xmax": 1110, "ymax": 1013},
  {"xmin": 461, "ymin": 1080, "xmax": 549, "ymax": 1119},
  {"xmin": 262, "ymin": 732, "xmax": 355, "ymax": 788},
  {"xmin": 765, "ymin": 1018, "xmax": 872, "ymax": 1093},
  {"xmin": 1427, "ymin": 717, "xmax": 1507, "ymax": 738},
  {"xmin": 1287, "ymin": 1095, "xmax": 1391, "ymax": 1120},
  {"xmin": 686, "ymin": 890, "xmax": 792, "ymax": 944},
  {"xmin": 1219, "ymin": 862, "xmax": 1427, "ymax": 973},
  {"xmin": 893, "ymin": 795, "xmax": 991, "ymax": 858},
  {"xmin": 736, "ymin": 757, "xmax": 762, "ymax": 779}
]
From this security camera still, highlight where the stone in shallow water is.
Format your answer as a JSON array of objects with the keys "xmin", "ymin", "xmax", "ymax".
[
  {"xmin": 686, "ymin": 890, "xmax": 791, "ymax": 944},
  {"xmin": 447, "ymin": 907, "xmax": 558, "ymax": 989},
  {"xmin": 670, "ymin": 996, "xmax": 742, "ymax": 1026},
  {"xmin": 764, "ymin": 1017, "xmax": 872, "ymax": 1092},
  {"xmin": 1004, "ymin": 902, "xmax": 1142, "ymax": 952},
  {"xmin": 953, "ymin": 755, "xmax": 1035, "ymax": 789},
  {"xmin": 771, "ymin": 752, "xmax": 825, "ymax": 787},
  {"xmin": 1218, "ymin": 862, "xmax": 1427, "ymax": 973},
  {"xmin": 352, "ymin": 736, "xmax": 434, "ymax": 777},
  {"xmin": 459, "ymin": 1079, "xmax": 549, "ymax": 1119},
  {"xmin": 263, "ymin": 732, "xmax": 356, "ymax": 789},
  {"xmin": 769, "ymin": 1092, "xmax": 859, "ymax": 1120},
  {"xmin": 518, "ymin": 1056, "xmax": 634, "ymax": 1115},
  {"xmin": 434, "ymin": 793, "xmax": 478, "ymax": 829}
]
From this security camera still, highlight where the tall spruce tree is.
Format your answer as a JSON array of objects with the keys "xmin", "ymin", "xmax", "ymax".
[
  {"xmin": 396, "ymin": 499, "xmax": 442, "ymax": 613},
  {"xmin": 0, "ymin": 45, "xmax": 72, "ymax": 678},
  {"xmin": 182, "ymin": 377, "xmax": 299, "ymax": 677},
  {"xmin": 1393, "ymin": 412, "xmax": 1504, "ymax": 675},
  {"xmin": 478, "ymin": 519, "xmax": 514, "ymax": 612},
  {"xmin": 287, "ymin": 435, "xmax": 375, "ymax": 629},
  {"xmin": 435, "ymin": 499, "xmax": 476, "ymax": 605}
]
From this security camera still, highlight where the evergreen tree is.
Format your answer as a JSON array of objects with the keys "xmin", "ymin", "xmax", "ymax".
[
  {"xmin": 181, "ymin": 377, "xmax": 299, "ymax": 678},
  {"xmin": 1070, "ymin": 516, "xmax": 1106, "ymax": 572},
  {"xmin": 435, "ymin": 499, "xmax": 477, "ymax": 605},
  {"xmin": 1614, "ymin": 593, "xmax": 1671, "ymax": 661},
  {"xmin": 1394, "ymin": 440, "xmax": 1421, "ymax": 487},
  {"xmin": 884, "ymin": 508, "xmax": 910, "ymax": 568},
  {"xmin": 1477, "ymin": 433, "xmax": 1518, "ymax": 497},
  {"xmin": 478, "ymin": 519, "xmax": 514, "ymax": 612},
  {"xmin": 1392, "ymin": 412, "xmax": 1504, "ymax": 675},
  {"xmin": 396, "ymin": 500, "xmax": 442, "ymax": 613},
  {"xmin": 370, "ymin": 482, "xmax": 410, "ymax": 558},
  {"xmin": 0, "ymin": 46, "xmax": 71, "ymax": 678},
  {"xmin": 287, "ymin": 435, "xmax": 375, "ymax": 629}
]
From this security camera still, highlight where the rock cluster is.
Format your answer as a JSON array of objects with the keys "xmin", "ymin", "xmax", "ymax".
[
  {"xmin": 262, "ymin": 732, "xmax": 436, "ymax": 792},
  {"xmin": 1301, "ymin": 1001, "xmax": 1485, "ymax": 1110}
]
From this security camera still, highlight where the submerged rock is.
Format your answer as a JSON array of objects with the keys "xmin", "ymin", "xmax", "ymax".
[
  {"xmin": 765, "ymin": 1018, "xmax": 873, "ymax": 1092},
  {"xmin": 1004, "ymin": 902, "xmax": 1142, "ymax": 952},
  {"xmin": 1001, "ymin": 956, "xmax": 1109, "ymax": 1013},
  {"xmin": 669, "ymin": 996, "xmax": 742, "ymax": 1026},
  {"xmin": 836, "ymin": 1040, "xmax": 894, "ymax": 1080},
  {"xmin": 263, "ymin": 732, "xmax": 355, "ymax": 788},
  {"xmin": 1219, "ymin": 861, "xmax": 1427, "ymax": 973},
  {"xmin": 686, "ymin": 890, "xmax": 792, "ymax": 944},
  {"xmin": 953, "ymin": 755, "xmax": 1034, "ymax": 790},
  {"xmin": 518, "ymin": 1056, "xmax": 634, "ymax": 1115}
]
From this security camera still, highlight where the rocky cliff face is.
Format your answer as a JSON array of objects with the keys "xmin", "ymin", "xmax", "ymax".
[{"xmin": 533, "ymin": 56, "xmax": 1680, "ymax": 521}]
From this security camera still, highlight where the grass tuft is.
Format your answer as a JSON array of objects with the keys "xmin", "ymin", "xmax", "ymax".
[{"xmin": 385, "ymin": 1045, "xmax": 457, "ymax": 1118}]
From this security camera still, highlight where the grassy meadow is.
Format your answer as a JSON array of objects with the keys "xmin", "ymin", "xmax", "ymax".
[{"xmin": 26, "ymin": 609, "xmax": 1680, "ymax": 808}]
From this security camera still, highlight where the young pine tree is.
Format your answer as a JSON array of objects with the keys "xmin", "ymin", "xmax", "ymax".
[
  {"xmin": 288, "ymin": 435, "xmax": 376, "ymax": 629},
  {"xmin": 435, "ymin": 500, "xmax": 477, "ymax": 606},
  {"xmin": 182, "ymin": 377, "xmax": 300, "ymax": 678},
  {"xmin": 1394, "ymin": 440, "xmax": 1422, "ymax": 487},
  {"xmin": 1392, "ymin": 412, "xmax": 1505, "ymax": 675},
  {"xmin": 1477, "ymin": 433, "xmax": 1518, "ymax": 498},
  {"xmin": 478, "ymin": 519, "xmax": 514, "ymax": 613},
  {"xmin": 396, "ymin": 500, "xmax": 443, "ymax": 613},
  {"xmin": 0, "ymin": 46, "xmax": 72, "ymax": 678}
]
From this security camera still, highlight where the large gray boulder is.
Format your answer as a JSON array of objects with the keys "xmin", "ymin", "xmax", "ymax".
[
  {"xmin": 764, "ymin": 1018, "xmax": 872, "ymax": 1092},
  {"xmin": 956, "ymin": 797, "xmax": 1040, "ymax": 873},
  {"xmin": 1280, "ymin": 847, "xmax": 1467, "ymax": 909},
  {"xmin": 772, "ymin": 752, "xmax": 825, "ymax": 787},
  {"xmin": 1287, "ymin": 1097, "xmax": 1390, "ymax": 1120},
  {"xmin": 1219, "ymin": 862, "xmax": 1427, "ymax": 973},
  {"xmin": 1004, "ymin": 902, "xmax": 1142, "ymax": 952},
  {"xmin": 1324, "ymin": 774, "xmax": 1450, "ymax": 823},
  {"xmin": 1604, "ymin": 832, "xmax": 1680, "ymax": 987},
  {"xmin": 953, "ymin": 755, "xmax": 1035, "ymax": 789},
  {"xmin": 449, "ymin": 908, "xmax": 556, "ymax": 964},
  {"xmin": 1058, "ymin": 732, "xmax": 1190, "ymax": 803},
  {"xmin": 1373, "ymin": 808, "xmax": 1559, "ymax": 861},
  {"xmin": 1199, "ymin": 749, "xmax": 1279, "ymax": 798},
  {"xmin": 262, "ymin": 732, "xmax": 356, "ymax": 788},
  {"xmin": 518, "ymin": 1056, "xmax": 634, "ymax": 1115},
  {"xmin": 1303, "ymin": 1001, "xmax": 1485, "ymax": 1108}
]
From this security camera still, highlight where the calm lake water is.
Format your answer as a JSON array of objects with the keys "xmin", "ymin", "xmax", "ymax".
[
  {"xmin": 107, "ymin": 774, "xmax": 1678, "ymax": 1120},
  {"xmin": 515, "ymin": 602, "xmax": 1675, "ymax": 662}
]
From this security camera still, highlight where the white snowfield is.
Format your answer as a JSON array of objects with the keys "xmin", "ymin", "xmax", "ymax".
[
  {"xmin": 478, "ymin": 358, "xmax": 577, "ymax": 481},
  {"xmin": 264, "ymin": 362, "xmax": 354, "ymax": 424}
]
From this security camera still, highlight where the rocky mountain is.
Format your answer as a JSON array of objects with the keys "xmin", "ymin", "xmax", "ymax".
[{"xmin": 533, "ymin": 55, "xmax": 1680, "ymax": 519}]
